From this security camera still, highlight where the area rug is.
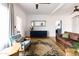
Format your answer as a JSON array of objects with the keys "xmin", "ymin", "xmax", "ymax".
[{"xmin": 25, "ymin": 38, "xmax": 65, "ymax": 56}]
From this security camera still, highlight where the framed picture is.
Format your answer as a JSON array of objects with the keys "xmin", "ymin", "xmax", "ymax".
[{"xmin": 31, "ymin": 20, "xmax": 46, "ymax": 27}]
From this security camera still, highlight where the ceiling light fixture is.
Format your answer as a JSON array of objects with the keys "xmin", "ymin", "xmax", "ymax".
[
  {"xmin": 35, "ymin": 3, "xmax": 51, "ymax": 9},
  {"xmin": 36, "ymin": 4, "xmax": 38, "ymax": 9}
]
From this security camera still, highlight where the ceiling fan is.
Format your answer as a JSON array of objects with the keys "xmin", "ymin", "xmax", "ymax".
[
  {"xmin": 35, "ymin": 3, "xmax": 51, "ymax": 9},
  {"xmin": 73, "ymin": 6, "xmax": 79, "ymax": 12},
  {"xmin": 71, "ymin": 6, "xmax": 79, "ymax": 14}
]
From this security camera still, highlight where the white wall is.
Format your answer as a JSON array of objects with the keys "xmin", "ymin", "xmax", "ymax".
[
  {"xmin": 26, "ymin": 15, "xmax": 50, "ymax": 36},
  {"xmin": 25, "ymin": 14, "xmax": 73, "ymax": 37},
  {"xmin": 70, "ymin": 12, "xmax": 79, "ymax": 33},
  {"xmin": 60, "ymin": 15, "xmax": 72, "ymax": 33},
  {"xmin": 14, "ymin": 4, "xmax": 28, "ymax": 37},
  {"xmin": 14, "ymin": 4, "xmax": 73, "ymax": 37}
]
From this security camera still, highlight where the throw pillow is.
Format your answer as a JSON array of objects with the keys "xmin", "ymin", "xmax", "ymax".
[
  {"xmin": 62, "ymin": 32, "xmax": 69, "ymax": 39},
  {"xmin": 72, "ymin": 41, "xmax": 79, "ymax": 49}
]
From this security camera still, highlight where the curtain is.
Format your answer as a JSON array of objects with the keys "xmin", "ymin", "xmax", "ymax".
[
  {"xmin": 9, "ymin": 3, "xmax": 15, "ymax": 36},
  {"xmin": 0, "ymin": 3, "xmax": 11, "ymax": 51}
]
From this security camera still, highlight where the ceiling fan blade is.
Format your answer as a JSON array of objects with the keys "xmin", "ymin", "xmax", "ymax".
[{"xmin": 70, "ymin": 6, "xmax": 79, "ymax": 15}]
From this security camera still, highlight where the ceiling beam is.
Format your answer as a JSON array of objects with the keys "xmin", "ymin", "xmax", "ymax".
[
  {"xmin": 50, "ymin": 3, "xmax": 64, "ymax": 15},
  {"xmin": 45, "ymin": 3, "xmax": 64, "ymax": 20}
]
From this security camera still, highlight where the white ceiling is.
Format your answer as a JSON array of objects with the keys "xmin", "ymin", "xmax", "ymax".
[{"xmin": 17, "ymin": 3, "xmax": 79, "ymax": 15}]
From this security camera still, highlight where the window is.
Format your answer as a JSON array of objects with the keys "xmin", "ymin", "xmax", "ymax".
[{"xmin": 0, "ymin": 3, "xmax": 11, "ymax": 51}]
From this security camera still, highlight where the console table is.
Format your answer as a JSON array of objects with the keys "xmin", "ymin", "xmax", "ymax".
[{"xmin": 30, "ymin": 31, "xmax": 47, "ymax": 38}]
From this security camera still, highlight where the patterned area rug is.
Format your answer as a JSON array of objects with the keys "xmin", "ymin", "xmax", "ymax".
[{"xmin": 25, "ymin": 38, "xmax": 65, "ymax": 56}]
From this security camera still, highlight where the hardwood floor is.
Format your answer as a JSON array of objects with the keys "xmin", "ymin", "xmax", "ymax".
[{"xmin": 24, "ymin": 37, "xmax": 65, "ymax": 56}]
